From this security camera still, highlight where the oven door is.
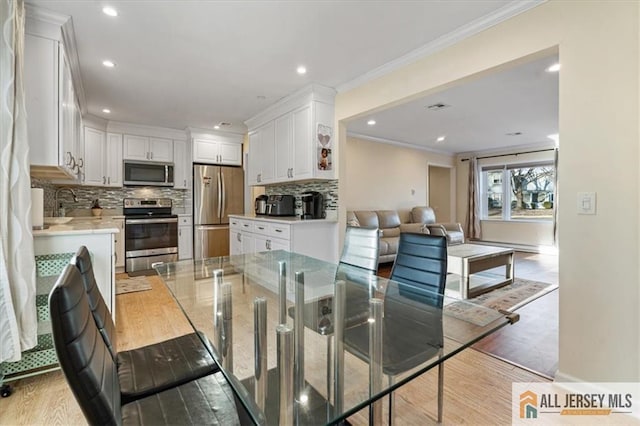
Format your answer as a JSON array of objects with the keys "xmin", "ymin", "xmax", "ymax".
[{"xmin": 125, "ymin": 217, "xmax": 178, "ymax": 258}]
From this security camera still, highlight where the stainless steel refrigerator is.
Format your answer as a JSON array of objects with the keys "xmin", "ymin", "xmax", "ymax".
[{"xmin": 193, "ymin": 164, "xmax": 244, "ymax": 260}]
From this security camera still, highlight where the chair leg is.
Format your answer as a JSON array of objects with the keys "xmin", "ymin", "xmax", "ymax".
[
  {"xmin": 437, "ymin": 349, "xmax": 444, "ymax": 424},
  {"xmin": 388, "ymin": 376, "xmax": 395, "ymax": 426}
]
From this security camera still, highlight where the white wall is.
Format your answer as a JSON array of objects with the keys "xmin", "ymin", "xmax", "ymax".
[
  {"xmin": 345, "ymin": 136, "xmax": 454, "ymax": 218},
  {"xmin": 336, "ymin": 1, "xmax": 639, "ymax": 382}
]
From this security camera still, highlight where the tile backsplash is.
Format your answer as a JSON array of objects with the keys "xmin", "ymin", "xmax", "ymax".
[
  {"xmin": 31, "ymin": 178, "xmax": 187, "ymax": 216},
  {"xmin": 266, "ymin": 180, "xmax": 338, "ymax": 218}
]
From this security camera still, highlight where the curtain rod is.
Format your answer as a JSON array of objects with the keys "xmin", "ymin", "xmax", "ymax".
[{"xmin": 460, "ymin": 148, "xmax": 556, "ymax": 162}]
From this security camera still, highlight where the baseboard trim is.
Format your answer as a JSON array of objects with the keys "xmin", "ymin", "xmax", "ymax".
[{"xmin": 468, "ymin": 240, "xmax": 557, "ymax": 255}]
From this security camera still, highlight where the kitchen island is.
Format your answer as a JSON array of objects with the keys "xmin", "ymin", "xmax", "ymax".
[
  {"xmin": 229, "ymin": 215, "xmax": 338, "ymax": 262},
  {"xmin": 33, "ymin": 217, "xmax": 119, "ymax": 320}
]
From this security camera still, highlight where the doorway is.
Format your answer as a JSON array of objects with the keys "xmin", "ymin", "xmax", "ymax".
[{"xmin": 427, "ymin": 164, "xmax": 454, "ymax": 222}]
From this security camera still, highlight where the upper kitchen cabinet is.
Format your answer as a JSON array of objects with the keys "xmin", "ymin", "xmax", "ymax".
[
  {"xmin": 25, "ymin": 9, "xmax": 83, "ymax": 181},
  {"xmin": 82, "ymin": 127, "xmax": 122, "ymax": 187},
  {"xmin": 173, "ymin": 139, "xmax": 190, "ymax": 189},
  {"xmin": 123, "ymin": 135, "xmax": 173, "ymax": 162},
  {"xmin": 245, "ymin": 84, "xmax": 336, "ymax": 186},
  {"xmin": 247, "ymin": 121, "xmax": 275, "ymax": 185},
  {"xmin": 190, "ymin": 129, "xmax": 243, "ymax": 166}
]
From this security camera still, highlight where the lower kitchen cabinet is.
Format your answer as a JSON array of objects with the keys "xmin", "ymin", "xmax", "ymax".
[
  {"xmin": 33, "ymin": 230, "xmax": 116, "ymax": 321},
  {"xmin": 229, "ymin": 215, "xmax": 338, "ymax": 263},
  {"xmin": 178, "ymin": 215, "xmax": 193, "ymax": 260},
  {"xmin": 114, "ymin": 218, "xmax": 125, "ymax": 270}
]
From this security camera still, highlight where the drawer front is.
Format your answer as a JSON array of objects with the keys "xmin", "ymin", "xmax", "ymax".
[
  {"xmin": 230, "ymin": 217, "xmax": 242, "ymax": 230},
  {"xmin": 178, "ymin": 216, "xmax": 192, "ymax": 226},
  {"xmin": 240, "ymin": 220, "xmax": 254, "ymax": 232},
  {"xmin": 254, "ymin": 221, "xmax": 270, "ymax": 236},
  {"xmin": 268, "ymin": 223, "xmax": 291, "ymax": 240}
]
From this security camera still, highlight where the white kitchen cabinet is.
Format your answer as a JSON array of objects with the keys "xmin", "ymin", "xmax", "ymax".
[
  {"xmin": 82, "ymin": 128, "xmax": 122, "ymax": 187},
  {"xmin": 193, "ymin": 138, "xmax": 242, "ymax": 166},
  {"xmin": 105, "ymin": 133, "xmax": 123, "ymax": 187},
  {"xmin": 228, "ymin": 215, "xmax": 338, "ymax": 262},
  {"xmin": 173, "ymin": 140, "xmax": 190, "ymax": 189},
  {"xmin": 114, "ymin": 218, "xmax": 125, "ymax": 269},
  {"xmin": 83, "ymin": 127, "xmax": 106, "ymax": 186},
  {"xmin": 178, "ymin": 215, "xmax": 193, "ymax": 260},
  {"xmin": 247, "ymin": 122, "xmax": 275, "ymax": 185},
  {"xmin": 123, "ymin": 135, "xmax": 173, "ymax": 162},
  {"xmin": 34, "ymin": 231, "xmax": 116, "ymax": 321},
  {"xmin": 245, "ymin": 85, "xmax": 335, "ymax": 186},
  {"xmin": 25, "ymin": 29, "xmax": 82, "ymax": 180}
]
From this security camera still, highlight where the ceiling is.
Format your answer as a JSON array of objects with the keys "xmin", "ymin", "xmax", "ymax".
[
  {"xmin": 25, "ymin": 0, "xmax": 544, "ymax": 140},
  {"xmin": 346, "ymin": 53, "xmax": 559, "ymax": 154}
]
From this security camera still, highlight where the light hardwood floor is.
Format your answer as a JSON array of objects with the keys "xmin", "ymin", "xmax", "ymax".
[{"xmin": 0, "ymin": 270, "xmax": 550, "ymax": 425}]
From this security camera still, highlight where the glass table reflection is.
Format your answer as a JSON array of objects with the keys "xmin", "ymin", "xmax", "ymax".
[{"xmin": 154, "ymin": 250, "xmax": 518, "ymax": 425}]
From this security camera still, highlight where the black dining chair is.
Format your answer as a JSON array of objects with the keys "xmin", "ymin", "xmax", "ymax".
[
  {"xmin": 49, "ymin": 263, "xmax": 252, "ymax": 426},
  {"xmin": 71, "ymin": 246, "xmax": 219, "ymax": 404},
  {"xmin": 343, "ymin": 233, "xmax": 448, "ymax": 423}
]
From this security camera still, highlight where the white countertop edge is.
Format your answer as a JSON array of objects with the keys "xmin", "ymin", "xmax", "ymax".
[
  {"xmin": 33, "ymin": 223, "xmax": 120, "ymax": 236},
  {"xmin": 228, "ymin": 214, "xmax": 337, "ymax": 224}
]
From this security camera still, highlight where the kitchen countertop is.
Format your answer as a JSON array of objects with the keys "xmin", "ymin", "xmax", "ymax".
[
  {"xmin": 229, "ymin": 214, "xmax": 337, "ymax": 224},
  {"xmin": 33, "ymin": 217, "xmax": 120, "ymax": 237}
]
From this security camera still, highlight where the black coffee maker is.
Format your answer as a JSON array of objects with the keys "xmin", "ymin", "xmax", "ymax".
[{"xmin": 301, "ymin": 191, "xmax": 325, "ymax": 219}]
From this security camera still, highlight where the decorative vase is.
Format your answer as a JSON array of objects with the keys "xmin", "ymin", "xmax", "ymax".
[{"xmin": 91, "ymin": 208, "xmax": 103, "ymax": 217}]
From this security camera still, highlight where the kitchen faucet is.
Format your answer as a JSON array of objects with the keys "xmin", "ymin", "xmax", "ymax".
[{"xmin": 54, "ymin": 187, "xmax": 78, "ymax": 217}]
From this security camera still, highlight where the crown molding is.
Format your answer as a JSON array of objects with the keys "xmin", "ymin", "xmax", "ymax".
[
  {"xmin": 60, "ymin": 18, "xmax": 87, "ymax": 114},
  {"xmin": 245, "ymin": 83, "xmax": 336, "ymax": 130},
  {"xmin": 25, "ymin": 3, "xmax": 69, "ymax": 26},
  {"xmin": 347, "ymin": 132, "xmax": 454, "ymax": 157},
  {"xmin": 336, "ymin": 0, "xmax": 546, "ymax": 93},
  {"xmin": 106, "ymin": 120, "xmax": 188, "ymax": 140}
]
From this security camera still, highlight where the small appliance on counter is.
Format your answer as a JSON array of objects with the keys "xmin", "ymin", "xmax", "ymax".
[
  {"xmin": 266, "ymin": 195, "xmax": 295, "ymax": 216},
  {"xmin": 255, "ymin": 194, "xmax": 268, "ymax": 215},
  {"xmin": 301, "ymin": 191, "xmax": 325, "ymax": 219}
]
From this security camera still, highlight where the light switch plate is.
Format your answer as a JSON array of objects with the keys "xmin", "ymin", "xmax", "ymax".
[{"xmin": 577, "ymin": 192, "xmax": 596, "ymax": 215}]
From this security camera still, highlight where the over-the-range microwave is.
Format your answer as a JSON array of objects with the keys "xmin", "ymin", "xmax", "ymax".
[{"xmin": 123, "ymin": 161, "xmax": 174, "ymax": 187}]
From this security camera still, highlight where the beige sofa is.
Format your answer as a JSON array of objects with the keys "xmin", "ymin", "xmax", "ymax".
[
  {"xmin": 346, "ymin": 207, "xmax": 464, "ymax": 264},
  {"xmin": 346, "ymin": 210, "xmax": 427, "ymax": 264}
]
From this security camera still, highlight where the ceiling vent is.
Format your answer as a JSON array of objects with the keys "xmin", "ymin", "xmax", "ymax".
[{"xmin": 426, "ymin": 103, "xmax": 451, "ymax": 111}]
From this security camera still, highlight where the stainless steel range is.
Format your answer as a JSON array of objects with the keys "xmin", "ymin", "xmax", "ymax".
[{"xmin": 123, "ymin": 198, "xmax": 178, "ymax": 275}]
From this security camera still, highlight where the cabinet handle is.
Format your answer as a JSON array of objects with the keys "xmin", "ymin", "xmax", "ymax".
[
  {"xmin": 179, "ymin": 229, "xmax": 182, "ymax": 236},
  {"xmin": 102, "ymin": 176, "xmax": 106, "ymax": 184},
  {"xmin": 150, "ymin": 152, "xmax": 153, "ymax": 160},
  {"xmin": 108, "ymin": 177, "xmax": 111, "ymax": 184},
  {"xmin": 266, "ymin": 239, "xmax": 271, "ymax": 250},
  {"xmin": 237, "ymin": 233, "xmax": 241, "ymax": 242},
  {"xmin": 184, "ymin": 179, "xmax": 187, "ymax": 187},
  {"xmin": 275, "ymin": 229, "xmax": 282, "ymax": 233}
]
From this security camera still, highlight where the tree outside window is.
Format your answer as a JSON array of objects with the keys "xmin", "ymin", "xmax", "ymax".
[{"xmin": 482, "ymin": 164, "xmax": 555, "ymax": 220}]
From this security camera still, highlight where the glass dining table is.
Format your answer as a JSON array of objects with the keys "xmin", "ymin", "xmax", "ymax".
[{"xmin": 154, "ymin": 250, "xmax": 519, "ymax": 425}]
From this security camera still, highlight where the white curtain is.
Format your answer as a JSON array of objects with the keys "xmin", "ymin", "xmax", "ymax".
[
  {"xmin": 465, "ymin": 157, "xmax": 482, "ymax": 240},
  {"xmin": 0, "ymin": 0, "xmax": 37, "ymax": 363}
]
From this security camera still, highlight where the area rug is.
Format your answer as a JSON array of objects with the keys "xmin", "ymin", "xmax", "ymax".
[
  {"xmin": 444, "ymin": 278, "xmax": 558, "ymax": 327},
  {"xmin": 116, "ymin": 276, "xmax": 153, "ymax": 295}
]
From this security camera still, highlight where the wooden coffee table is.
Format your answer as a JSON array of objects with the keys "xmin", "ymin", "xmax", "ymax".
[{"xmin": 446, "ymin": 244, "xmax": 514, "ymax": 299}]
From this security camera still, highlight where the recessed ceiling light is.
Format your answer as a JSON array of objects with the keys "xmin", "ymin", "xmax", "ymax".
[
  {"xmin": 213, "ymin": 125, "xmax": 220, "ymax": 130},
  {"xmin": 102, "ymin": 109, "xmax": 111, "ymax": 114},
  {"xmin": 436, "ymin": 136, "xmax": 446, "ymax": 142},
  {"xmin": 102, "ymin": 60, "xmax": 116, "ymax": 68},
  {"xmin": 506, "ymin": 132, "xmax": 523, "ymax": 136},
  {"xmin": 102, "ymin": 7, "xmax": 118, "ymax": 17},
  {"xmin": 367, "ymin": 119, "xmax": 376, "ymax": 126},
  {"xmin": 296, "ymin": 65, "xmax": 307, "ymax": 75},
  {"xmin": 546, "ymin": 63, "xmax": 561, "ymax": 72}
]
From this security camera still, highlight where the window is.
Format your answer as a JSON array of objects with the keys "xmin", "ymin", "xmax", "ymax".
[{"xmin": 481, "ymin": 163, "xmax": 555, "ymax": 221}]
